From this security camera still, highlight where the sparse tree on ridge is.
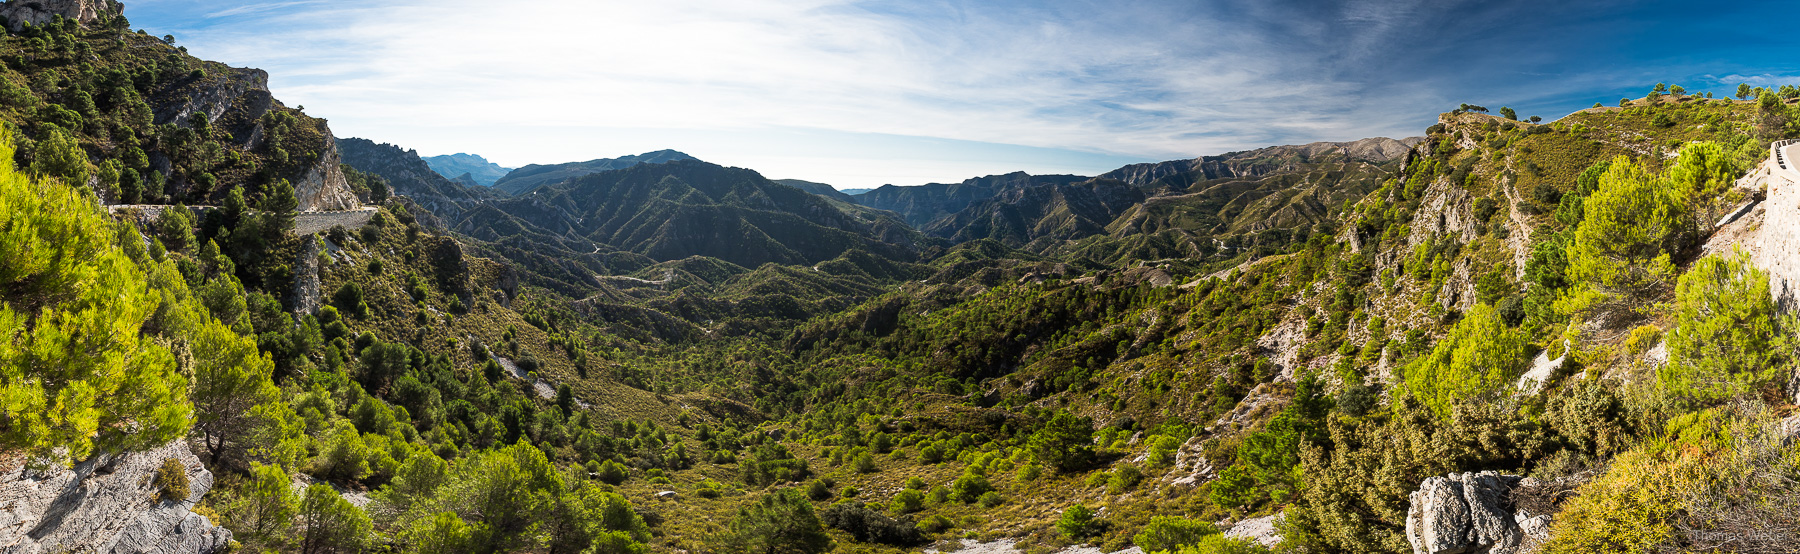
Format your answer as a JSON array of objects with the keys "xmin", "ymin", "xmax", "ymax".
[{"xmin": 1738, "ymin": 83, "xmax": 1752, "ymax": 99}]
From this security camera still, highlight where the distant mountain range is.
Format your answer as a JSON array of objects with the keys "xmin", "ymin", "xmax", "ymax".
[
  {"xmin": 465, "ymin": 160, "xmax": 924, "ymax": 270},
  {"xmin": 422, "ymin": 153, "xmax": 514, "ymax": 188},
  {"xmin": 343, "ymin": 136, "xmax": 1420, "ymax": 272},
  {"xmin": 492, "ymin": 150, "xmax": 698, "ymax": 196}
]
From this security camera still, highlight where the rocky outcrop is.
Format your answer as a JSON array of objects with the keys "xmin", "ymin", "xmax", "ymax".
[
  {"xmin": 152, "ymin": 67, "xmax": 271, "ymax": 133},
  {"xmin": 290, "ymin": 235, "xmax": 322, "ymax": 315},
  {"xmin": 1406, "ymin": 471, "xmax": 1550, "ymax": 554},
  {"xmin": 137, "ymin": 55, "xmax": 358, "ymax": 212},
  {"xmin": 0, "ymin": 0, "xmax": 119, "ymax": 31},
  {"xmin": 1223, "ymin": 513, "xmax": 1283, "ymax": 548},
  {"xmin": 293, "ymin": 138, "xmax": 360, "ymax": 212},
  {"xmin": 0, "ymin": 441, "xmax": 231, "ymax": 554}
]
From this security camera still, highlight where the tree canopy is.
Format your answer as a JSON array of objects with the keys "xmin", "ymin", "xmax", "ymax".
[
  {"xmin": 1402, "ymin": 304, "xmax": 1530, "ymax": 418},
  {"xmin": 1661, "ymin": 248, "xmax": 1786, "ymax": 403},
  {"xmin": 0, "ymin": 129, "xmax": 189, "ymax": 465}
]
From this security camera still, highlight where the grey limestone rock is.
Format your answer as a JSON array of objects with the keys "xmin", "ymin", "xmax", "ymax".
[
  {"xmin": 1406, "ymin": 471, "xmax": 1533, "ymax": 554},
  {"xmin": 0, "ymin": 440, "xmax": 231, "ymax": 554},
  {"xmin": 0, "ymin": 0, "xmax": 118, "ymax": 32}
]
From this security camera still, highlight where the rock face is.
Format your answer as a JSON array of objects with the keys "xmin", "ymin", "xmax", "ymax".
[
  {"xmin": 293, "ymin": 138, "xmax": 360, "ymax": 212},
  {"xmin": 0, "ymin": 441, "xmax": 231, "ymax": 554},
  {"xmin": 1098, "ymin": 137, "xmax": 1423, "ymax": 189},
  {"xmin": 290, "ymin": 235, "xmax": 322, "ymax": 315},
  {"xmin": 1406, "ymin": 471, "xmax": 1548, "ymax": 554},
  {"xmin": 0, "ymin": 0, "xmax": 118, "ymax": 31},
  {"xmin": 152, "ymin": 67, "xmax": 272, "ymax": 134},
  {"xmin": 133, "ymin": 54, "xmax": 358, "ymax": 212}
]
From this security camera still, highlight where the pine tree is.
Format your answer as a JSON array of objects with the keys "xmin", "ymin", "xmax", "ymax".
[
  {"xmin": 1565, "ymin": 155, "xmax": 1691, "ymax": 307},
  {"xmin": 0, "ymin": 130, "xmax": 189, "ymax": 466},
  {"xmin": 223, "ymin": 463, "xmax": 298, "ymax": 549},
  {"xmin": 1028, "ymin": 411, "xmax": 1093, "ymax": 472},
  {"xmin": 723, "ymin": 488, "xmax": 831, "ymax": 554},
  {"xmin": 1402, "ymin": 304, "xmax": 1529, "ymax": 418},
  {"xmin": 298, "ymin": 484, "xmax": 371, "ymax": 554},
  {"xmin": 1660, "ymin": 248, "xmax": 1785, "ymax": 403}
]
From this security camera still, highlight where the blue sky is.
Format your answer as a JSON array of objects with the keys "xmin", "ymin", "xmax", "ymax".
[{"xmin": 124, "ymin": 0, "xmax": 1800, "ymax": 189}]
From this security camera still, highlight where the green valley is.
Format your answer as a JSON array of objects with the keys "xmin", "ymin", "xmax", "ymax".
[{"xmin": 2, "ymin": 2, "xmax": 1799, "ymax": 554}]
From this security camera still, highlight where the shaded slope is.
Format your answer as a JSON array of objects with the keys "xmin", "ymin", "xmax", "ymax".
[
  {"xmin": 921, "ymin": 179, "xmax": 1146, "ymax": 248},
  {"xmin": 493, "ymin": 149, "xmax": 697, "ymax": 195},
  {"xmin": 918, "ymin": 138, "xmax": 1419, "ymax": 266},
  {"xmin": 468, "ymin": 160, "xmax": 922, "ymax": 269},
  {"xmin": 853, "ymin": 172, "xmax": 1090, "ymax": 228},
  {"xmin": 337, "ymin": 138, "xmax": 500, "ymax": 220},
  {"xmin": 774, "ymin": 178, "xmax": 855, "ymax": 202}
]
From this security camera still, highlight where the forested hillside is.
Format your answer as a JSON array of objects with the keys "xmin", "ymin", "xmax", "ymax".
[{"xmin": 7, "ymin": 3, "xmax": 1800, "ymax": 554}]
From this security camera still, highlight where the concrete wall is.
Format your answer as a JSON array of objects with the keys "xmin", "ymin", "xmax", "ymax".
[
  {"xmin": 1754, "ymin": 141, "xmax": 1800, "ymax": 309},
  {"xmin": 292, "ymin": 207, "xmax": 378, "ymax": 236}
]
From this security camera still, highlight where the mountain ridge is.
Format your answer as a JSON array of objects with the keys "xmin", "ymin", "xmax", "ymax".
[
  {"xmin": 492, "ymin": 149, "xmax": 699, "ymax": 196},
  {"xmin": 422, "ymin": 152, "xmax": 513, "ymax": 187}
]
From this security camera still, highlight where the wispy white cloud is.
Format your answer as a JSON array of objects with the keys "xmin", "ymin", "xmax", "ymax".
[
  {"xmin": 203, "ymin": 1, "xmax": 325, "ymax": 19},
  {"xmin": 125, "ymin": 0, "xmax": 1793, "ymax": 187}
]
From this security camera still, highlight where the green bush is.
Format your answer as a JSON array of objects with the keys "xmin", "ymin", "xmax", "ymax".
[
  {"xmin": 1401, "ymin": 304, "xmax": 1529, "ymax": 418},
  {"xmin": 1030, "ymin": 411, "xmax": 1094, "ymax": 472},
  {"xmin": 596, "ymin": 459, "xmax": 628, "ymax": 485},
  {"xmin": 1108, "ymin": 464, "xmax": 1143, "ymax": 494},
  {"xmin": 332, "ymin": 282, "xmax": 369, "ymax": 318},
  {"xmin": 820, "ymin": 501, "xmax": 923, "ymax": 546},
  {"xmin": 853, "ymin": 452, "xmax": 877, "ymax": 473},
  {"xmin": 722, "ymin": 488, "xmax": 831, "ymax": 554},
  {"xmin": 951, "ymin": 469, "xmax": 991, "ymax": 503},
  {"xmin": 889, "ymin": 489, "xmax": 924, "ymax": 513},
  {"xmin": 918, "ymin": 514, "xmax": 952, "ymax": 534},
  {"xmin": 1564, "ymin": 154, "xmax": 1692, "ymax": 306},
  {"xmin": 1539, "ymin": 446, "xmax": 1684, "ymax": 553},
  {"xmin": 1057, "ymin": 503, "xmax": 1099, "ymax": 539},
  {"xmin": 804, "ymin": 479, "xmax": 831, "ymax": 501},
  {"xmin": 1133, "ymin": 516, "xmax": 1219, "ymax": 552},
  {"xmin": 927, "ymin": 486, "xmax": 950, "ymax": 505},
  {"xmin": 154, "ymin": 457, "xmax": 190, "ymax": 502},
  {"xmin": 1016, "ymin": 462, "xmax": 1043, "ymax": 483}
]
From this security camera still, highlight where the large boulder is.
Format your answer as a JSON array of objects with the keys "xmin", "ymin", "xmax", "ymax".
[
  {"xmin": 0, "ymin": 441, "xmax": 231, "ymax": 554},
  {"xmin": 1406, "ymin": 471, "xmax": 1550, "ymax": 554}
]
